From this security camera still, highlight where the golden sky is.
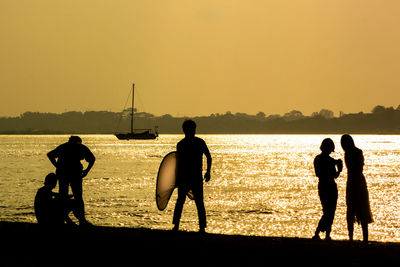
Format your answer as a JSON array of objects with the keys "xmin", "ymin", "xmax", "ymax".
[{"xmin": 1, "ymin": 0, "xmax": 400, "ymax": 117}]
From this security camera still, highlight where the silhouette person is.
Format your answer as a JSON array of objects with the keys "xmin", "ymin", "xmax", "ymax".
[
  {"xmin": 172, "ymin": 120, "xmax": 212, "ymax": 232},
  {"xmin": 341, "ymin": 134, "xmax": 373, "ymax": 243},
  {"xmin": 312, "ymin": 138, "xmax": 342, "ymax": 240},
  {"xmin": 34, "ymin": 173, "xmax": 77, "ymax": 227},
  {"xmin": 47, "ymin": 136, "xmax": 95, "ymax": 226}
]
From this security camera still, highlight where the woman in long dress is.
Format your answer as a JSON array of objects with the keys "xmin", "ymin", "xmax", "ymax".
[
  {"xmin": 313, "ymin": 138, "xmax": 342, "ymax": 240},
  {"xmin": 340, "ymin": 134, "xmax": 373, "ymax": 243}
]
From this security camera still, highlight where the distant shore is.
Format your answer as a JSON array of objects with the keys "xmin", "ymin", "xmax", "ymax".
[
  {"xmin": 1, "ymin": 221, "xmax": 400, "ymax": 266},
  {"xmin": 2, "ymin": 106, "xmax": 400, "ymax": 135}
]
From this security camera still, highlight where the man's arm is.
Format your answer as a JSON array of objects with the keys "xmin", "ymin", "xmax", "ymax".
[
  {"xmin": 204, "ymin": 144, "xmax": 212, "ymax": 182},
  {"xmin": 82, "ymin": 148, "xmax": 96, "ymax": 178},
  {"xmin": 82, "ymin": 159, "xmax": 95, "ymax": 178},
  {"xmin": 47, "ymin": 149, "xmax": 58, "ymax": 168}
]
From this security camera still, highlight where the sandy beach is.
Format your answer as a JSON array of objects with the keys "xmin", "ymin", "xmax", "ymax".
[{"xmin": 1, "ymin": 221, "xmax": 399, "ymax": 266}]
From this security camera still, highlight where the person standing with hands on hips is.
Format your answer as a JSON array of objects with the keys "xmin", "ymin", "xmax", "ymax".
[{"xmin": 47, "ymin": 136, "xmax": 95, "ymax": 227}]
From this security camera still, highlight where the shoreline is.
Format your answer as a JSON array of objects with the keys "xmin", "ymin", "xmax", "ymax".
[
  {"xmin": 2, "ymin": 132, "xmax": 400, "ymax": 135},
  {"xmin": 1, "ymin": 221, "xmax": 400, "ymax": 266}
]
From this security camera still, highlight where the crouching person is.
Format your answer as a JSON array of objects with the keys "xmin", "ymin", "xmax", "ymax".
[{"xmin": 34, "ymin": 173, "xmax": 77, "ymax": 228}]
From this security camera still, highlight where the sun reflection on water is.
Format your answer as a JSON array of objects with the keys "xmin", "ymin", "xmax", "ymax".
[{"xmin": 0, "ymin": 134, "xmax": 399, "ymax": 242}]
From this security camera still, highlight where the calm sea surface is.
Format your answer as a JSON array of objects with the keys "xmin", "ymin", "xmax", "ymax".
[{"xmin": 0, "ymin": 134, "xmax": 399, "ymax": 242}]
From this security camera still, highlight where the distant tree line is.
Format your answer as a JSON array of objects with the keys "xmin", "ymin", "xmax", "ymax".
[{"xmin": 1, "ymin": 105, "xmax": 400, "ymax": 134}]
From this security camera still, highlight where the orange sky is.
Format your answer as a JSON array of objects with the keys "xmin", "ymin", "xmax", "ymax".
[{"xmin": 1, "ymin": 1, "xmax": 400, "ymax": 117}]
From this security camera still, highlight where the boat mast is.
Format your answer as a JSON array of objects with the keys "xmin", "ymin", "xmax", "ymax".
[{"xmin": 131, "ymin": 83, "xmax": 134, "ymax": 134}]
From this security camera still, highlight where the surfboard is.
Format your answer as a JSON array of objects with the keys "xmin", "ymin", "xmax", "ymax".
[
  {"xmin": 156, "ymin": 151, "xmax": 194, "ymax": 211},
  {"xmin": 156, "ymin": 151, "xmax": 177, "ymax": 211}
]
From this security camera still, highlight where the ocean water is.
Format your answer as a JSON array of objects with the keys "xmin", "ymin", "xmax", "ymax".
[{"xmin": 0, "ymin": 134, "xmax": 399, "ymax": 242}]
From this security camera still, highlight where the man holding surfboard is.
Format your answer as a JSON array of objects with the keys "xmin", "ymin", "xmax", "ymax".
[{"xmin": 172, "ymin": 120, "xmax": 212, "ymax": 233}]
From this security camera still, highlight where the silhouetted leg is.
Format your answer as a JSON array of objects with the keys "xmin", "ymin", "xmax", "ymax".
[
  {"xmin": 70, "ymin": 178, "xmax": 86, "ymax": 224},
  {"xmin": 172, "ymin": 187, "xmax": 188, "ymax": 230},
  {"xmin": 324, "ymin": 208, "xmax": 334, "ymax": 240},
  {"xmin": 347, "ymin": 223, "xmax": 354, "ymax": 241},
  {"xmin": 58, "ymin": 176, "xmax": 69, "ymax": 199},
  {"xmin": 347, "ymin": 209, "xmax": 355, "ymax": 241},
  {"xmin": 63, "ymin": 199, "xmax": 78, "ymax": 225},
  {"xmin": 193, "ymin": 186, "xmax": 206, "ymax": 231},
  {"xmin": 57, "ymin": 175, "xmax": 71, "ymax": 225},
  {"xmin": 362, "ymin": 222, "xmax": 368, "ymax": 243},
  {"xmin": 314, "ymin": 189, "xmax": 328, "ymax": 239},
  {"xmin": 314, "ymin": 222, "xmax": 323, "ymax": 239},
  {"xmin": 325, "ymin": 190, "xmax": 338, "ymax": 240},
  {"xmin": 314, "ymin": 216, "xmax": 324, "ymax": 240}
]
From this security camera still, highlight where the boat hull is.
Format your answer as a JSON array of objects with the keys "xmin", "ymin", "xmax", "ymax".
[{"xmin": 115, "ymin": 131, "xmax": 158, "ymax": 140}]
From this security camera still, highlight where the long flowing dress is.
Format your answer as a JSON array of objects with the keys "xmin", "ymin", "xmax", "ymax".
[{"xmin": 345, "ymin": 147, "xmax": 373, "ymax": 224}]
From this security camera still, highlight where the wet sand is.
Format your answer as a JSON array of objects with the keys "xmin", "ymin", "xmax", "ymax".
[{"xmin": 1, "ymin": 221, "xmax": 399, "ymax": 266}]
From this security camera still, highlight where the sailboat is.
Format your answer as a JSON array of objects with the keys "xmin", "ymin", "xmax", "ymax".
[{"xmin": 115, "ymin": 83, "xmax": 159, "ymax": 140}]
